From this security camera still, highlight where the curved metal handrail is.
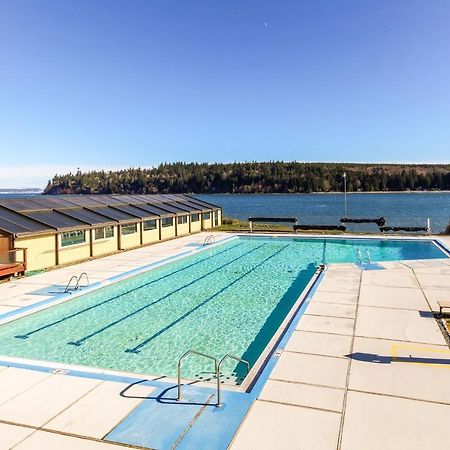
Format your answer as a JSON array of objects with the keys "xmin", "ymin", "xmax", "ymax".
[
  {"xmin": 364, "ymin": 249, "xmax": 372, "ymax": 263},
  {"xmin": 76, "ymin": 272, "xmax": 89, "ymax": 289},
  {"xmin": 203, "ymin": 235, "xmax": 216, "ymax": 246},
  {"xmin": 217, "ymin": 354, "xmax": 250, "ymax": 407},
  {"xmin": 355, "ymin": 249, "xmax": 363, "ymax": 264},
  {"xmin": 64, "ymin": 275, "xmax": 79, "ymax": 293},
  {"xmin": 177, "ymin": 350, "xmax": 220, "ymax": 406}
]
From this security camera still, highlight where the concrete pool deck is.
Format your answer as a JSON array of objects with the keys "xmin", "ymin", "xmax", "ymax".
[{"xmin": 0, "ymin": 233, "xmax": 449, "ymax": 449}]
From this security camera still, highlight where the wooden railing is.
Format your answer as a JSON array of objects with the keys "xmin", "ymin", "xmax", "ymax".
[{"xmin": 0, "ymin": 248, "xmax": 27, "ymax": 277}]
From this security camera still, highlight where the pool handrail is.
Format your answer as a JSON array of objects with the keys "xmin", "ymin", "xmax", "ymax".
[
  {"xmin": 203, "ymin": 235, "xmax": 216, "ymax": 246},
  {"xmin": 64, "ymin": 275, "xmax": 79, "ymax": 293},
  {"xmin": 177, "ymin": 349, "xmax": 220, "ymax": 406},
  {"xmin": 355, "ymin": 249, "xmax": 363, "ymax": 263},
  {"xmin": 76, "ymin": 272, "xmax": 89, "ymax": 290},
  {"xmin": 217, "ymin": 354, "xmax": 250, "ymax": 407},
  {"xmin": 64, "ymin": 272, "xmax": 90, "ymax": 293}
]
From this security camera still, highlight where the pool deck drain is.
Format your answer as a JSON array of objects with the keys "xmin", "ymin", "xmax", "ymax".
[{"xmin": 0, "ymin": 233, "xmax": 449, "ymax": 449}]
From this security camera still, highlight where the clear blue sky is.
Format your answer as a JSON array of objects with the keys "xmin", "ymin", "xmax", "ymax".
[{"xmin": 1, "ymin": 0, "xmax": 449, "ymax": 187}]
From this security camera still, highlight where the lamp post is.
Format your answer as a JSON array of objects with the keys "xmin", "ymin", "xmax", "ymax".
[{"xmin": 343, "ymin": 172, "xmax": 347, "ymax": 219}]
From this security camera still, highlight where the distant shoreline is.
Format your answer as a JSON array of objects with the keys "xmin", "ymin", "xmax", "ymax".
[
  {"xmin": 195, "ymin": 190, "xmax": 450, "ymax": 195},
  {"xmin": 2, "ymin": 190, "xmax": 450, "ymax": 196}
]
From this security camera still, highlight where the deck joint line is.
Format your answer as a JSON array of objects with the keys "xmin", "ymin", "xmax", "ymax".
[{"xmin": 336, "ymin": 268, "xmax": 363, "ymax": 449}]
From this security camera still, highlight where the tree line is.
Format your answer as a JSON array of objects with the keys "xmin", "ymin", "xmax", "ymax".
[{"xmin": 44, "ymin": 162, "xmax": 450, "ymax": 194}]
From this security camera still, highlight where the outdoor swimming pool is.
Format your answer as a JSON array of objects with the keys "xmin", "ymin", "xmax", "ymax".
[{"xmin": 0, "ymin": 236, "xmax": 446, "ymax": 385}]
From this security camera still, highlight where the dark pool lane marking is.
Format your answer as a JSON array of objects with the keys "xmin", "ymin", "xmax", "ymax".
[
  {"xmin": 124, "ymin": 243, "xmax": 291, "ymax": 354},
  {"xmin": 14, "ymin": 241, "xmax": 244, "ymax": 340},
  {"xmin": 67, "ymin": 243, "xmax": 269, "ymax": 347}
]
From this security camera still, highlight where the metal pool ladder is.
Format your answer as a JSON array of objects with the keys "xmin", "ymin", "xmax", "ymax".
[
  {"xmin": 64, "ymin": 272, "xmax": 89, "ymax": 293},
  {"xmin": 203, "ymin": 235, "xmax": 216, "ymax": 246},
  {"xmin": 177, "ymin": 350, "xmax": 250, "ymax": 407},
  {"xmin": 355, "ymin": 249, "xmax": 372, "ymax": 264}
]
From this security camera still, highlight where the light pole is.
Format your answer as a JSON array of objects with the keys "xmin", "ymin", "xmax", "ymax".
[{"xmin": 343, "ymin": 172, "xmax": 347, "ymax": 219}]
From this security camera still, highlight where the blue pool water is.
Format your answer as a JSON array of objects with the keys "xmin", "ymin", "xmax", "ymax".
[{"xmin": 0, "ymin": 236, "xmax": 446, "ymax": 384}]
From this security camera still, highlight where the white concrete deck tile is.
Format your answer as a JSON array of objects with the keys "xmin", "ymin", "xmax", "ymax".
[
  {"xmin": 358, "ymin": 285, "xmax": 429, "ymax": 310},
  {"xmin": 422, "ymin": 287, "xmax": 450, "ymax": 312},
  {"xmin": 413, "ymin": 266, "xmax": 450, "ymax": 275},
  {"xmin": 416, "ymin": 258, "xmax": 449, "ymax": 267},
  {"xmin": 285, "ymin": 330, "xmax": 352, "ymax": 358},
  {"xmin": 231, "ymin": 400, "xmax": 340, "ymax": 450},
  {"xmin": 325, "ymin": 263, "xmax": 360, "ymax": 272},
  {"xmin": 362, "ymin": 271, "xmax": 419, "ymax": 289},
  {"xmin": 45, "ymin": 381, "xmax": 154, "ymax": 438},
  {"xmin": 306, "ymin": 301, "xmax": 357, "ymax": 318},
  {"xmin": 348, "ymin": 337, "xmax": 450, "ymax": 404},
  {"xmin": 309, "ymin": 291, "xmax": 358, "ymax": 305},
  {"xmin": 377, "ymin": 261, "xmax": 411, "ymax": 270},
  {"xmin": 0, "ymin": 305, "xmax": 18, "ymax": 314},
  {"xmin": 319, "ymin": 274, "xmax": 360, "ymax": 285},
  {"xmin": 401, "ymin": 260, "xmax": 433, "ymax": 270},
  {"xmin": 0, "ymin": 423, "xmax": 34, "ymax": 449},
  {"xmin": 355, "ymin": 305, "xmax": 446, "ymax": 345},
  {"xmin": 0, "ymin": 367, "xmax": 51, "ymax": 405},
  {"xmin": 316, "ymin": 281, "xmax": 360, "ymax": 294},
  {"xmin": 296, "ymin": 314, "xmax": 355, "ymax": 336},
  {"xmin": 341, "ymin": 391, "xmax": 450, "ymax": 450},
  {"xmin": 270, "ymin": 351, "xmax": 349, "ymax": 388},
  {"xmin": 259, "ymin": 379, "xmax": 344, "ymax": 412},
  {"xmin": 414, "ymin": 273, "xmax": 450, "ymax": 289},
  {"xmin": 0, "ymin": 294, "xmax": 54, "ymax": 308},
  {"xmin": 0, "ymin": 374, "xmax": 101, "ymax": 427},
  {"xmin": 14, "ymin": 431, "xmax": 126, "ymax": 449}
]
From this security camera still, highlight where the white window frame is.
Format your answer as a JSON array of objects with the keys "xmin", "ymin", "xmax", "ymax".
[{"xmin": 60, "ymin": 230, "xmax": 86, "ymax": 248}]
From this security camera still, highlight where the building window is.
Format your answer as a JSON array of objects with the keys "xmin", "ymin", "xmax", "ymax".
[
  {"xmin": 214, "ymin": 211, "xmax": 219, "ymax": 225},
  {"xmin": 143, "ymin": 219, "xmax": 157, "ymax": 231},
  {"xmin": 61, "ymin": 230, "xmax": 86, "ymax": 247},
  {"xmin": 161, "ymin": 217, "xmax": 173, "ymax": 228},
  {"xmin": 95, "ymin": 226, "xmax": 114, "ymax": 240},
  {"xmin": 191, "ymin": 213, "xmax": 200, "ymax": 222},
  {"xmin": 203, "ymin": 212, "xmax": 211, "ymax": 220},
  {"xmin": 121, "ymin": 223, "xmax": 137, "ymax": 235},
  {"xmin": 177, "ymin": 215, "xmax": 188, "ymax": 225}
]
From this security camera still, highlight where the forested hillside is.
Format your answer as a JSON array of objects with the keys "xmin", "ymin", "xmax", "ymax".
[{"xmin": 44, "ymin": 162, "xmax": 450, "ymax": 194}]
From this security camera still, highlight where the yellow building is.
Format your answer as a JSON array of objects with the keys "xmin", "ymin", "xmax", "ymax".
[{"xmin": 0, "ymin": 194, "xmax": 222, "ymax": 273}]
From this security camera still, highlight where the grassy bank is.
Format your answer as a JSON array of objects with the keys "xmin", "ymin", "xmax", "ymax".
[{"xmin": 214, "ymin": 217, "xmax": 346, "ymax": 234}]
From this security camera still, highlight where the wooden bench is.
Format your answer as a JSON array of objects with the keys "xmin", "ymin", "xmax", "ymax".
[{"xmin": 438, "ymin": 300, "xmax": 450, "ymax": 315}]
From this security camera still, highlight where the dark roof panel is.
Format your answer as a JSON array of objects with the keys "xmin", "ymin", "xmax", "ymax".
[
  {"xmin": 154, "ymin": 202, "xmax": 187, "ymax": 215},
  {"xmin": 31, "ymin": 197, "xmax": 81, "ymax": 210},
  {"xmin": 131, "ymin": 203, "xmax": 174, "ymax": 217},
  {"xmin": 86, "ymin": 207, "xmax": 138, "ymax": 222},
  {"xmin": 0, "ymin": 217, "xmax": 32, "ymax": 235},
  {"xmin": 110, "ymin": 204, "xmax": 159, "ymax": 219},
  {"xmin": 0, "ymin": 198, "xmax": 49, "ymax": 212},
  {"xmin": 56, "ymin": 208, "xmax": 117, "ymax": 226},
  {"xmin": 101, "ymin": 195, "xmax": 131, "ymax": 205},
  {"xmin": 0, "ymin": 206, "xmax": 54, "ymax": 235},
  {"xmin": 23, "ymin": 210, "xmax": 89, "ymax": 231},
  {"xmin": 184, "ymin": 196, "xmax": 220, "ymax": 209},
  {"xmin": 161, "ymin": 197, "xmax": 205, "ymax": 212},
  {"xmin": 60, "ymin": 195, "xmax": 108, "ymax": 208}
]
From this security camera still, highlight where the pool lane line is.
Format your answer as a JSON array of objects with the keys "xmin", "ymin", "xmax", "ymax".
[
  {"xmin": 67, "ymin": 243, "xmax": 269, "ymax": 347},
  {"xmin": 13, "ymin": 241, "xmax": 244, "ymax": 340},
  {"xmin": 124, "ymin": 243, "xmax": 291, "ymax": 354}
]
